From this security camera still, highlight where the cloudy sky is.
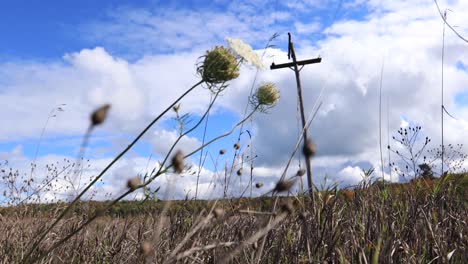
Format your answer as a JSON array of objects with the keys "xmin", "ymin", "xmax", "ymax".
[{"xmin": 1, "ymin": 0, "xmax": 467, "ymax": 203}]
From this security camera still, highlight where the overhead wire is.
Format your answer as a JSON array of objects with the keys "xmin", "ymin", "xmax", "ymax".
[{"xmin": 434, "ymin": 0, "xmax": 468, "ymax": 44}]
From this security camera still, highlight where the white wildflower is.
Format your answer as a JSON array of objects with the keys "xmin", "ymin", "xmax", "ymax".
[{"xmin": 226, "ymin": 37, "xmax": 265, "ymax": 69}]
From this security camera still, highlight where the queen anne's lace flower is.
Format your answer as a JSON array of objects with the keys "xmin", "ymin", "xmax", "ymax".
[
  {"xmin": 226, "ymin": 37, "xmax": 265, "ymax": 69},
  {"xmin": 199, "ymin": 46, "xmax": 239, "ymax": 84},
  {"xmin": 256, "ymin": 82, "xmax": 280, "ymax": 106},
  {"xmin": 250, "ymin": 82, "xmax": 280, "ymax": 112}
]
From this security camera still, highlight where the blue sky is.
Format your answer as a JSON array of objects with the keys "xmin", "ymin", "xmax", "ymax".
[{"xmin": 1, "ymin": 0, "xmax": 468, "ymax": 203}]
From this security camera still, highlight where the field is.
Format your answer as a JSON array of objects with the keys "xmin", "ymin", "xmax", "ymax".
[{"xmin": 1, "ymin": 174, "xmax": 467, "ymax": 263}]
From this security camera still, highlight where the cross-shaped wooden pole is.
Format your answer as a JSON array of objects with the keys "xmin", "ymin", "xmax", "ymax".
[{"xmin": 270, "ymin": 32, "xmax": 321, "ymax": 201}]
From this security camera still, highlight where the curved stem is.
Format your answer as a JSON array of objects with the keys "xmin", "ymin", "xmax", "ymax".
[
  {"xmin": 35, "ymin": 88, "xmax": 219, "ymax": 261},
  {"xmin": 185, "ymin": 106, "xmax": 259, "ymax": 159},
  {"xmin": 24, "ymin": 80, "xmax": 204, "ymax": 263}
]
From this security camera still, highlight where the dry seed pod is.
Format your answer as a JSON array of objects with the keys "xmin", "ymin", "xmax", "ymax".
[
  {"xmin": 172, "ymin": 150, "xmax": 184, "ymax": 174},
  {"xmin": 237, "ymin": 168, "xmax": 242, "ymax": 176},
  {"xmin": 127, "ymin": 177, "xmax": 141, "ymax": 191},
  {"xmin": 91, "ymin": 104, "xmax": 110, "ymax": 126},
  {"xmin": 219, "ymin": 149, "xmax": 226, "ymax": 155},
  {"xmin": 255, "ymin": 182, "xmax": 264, "ymax": 188},
  {"xmin": 296, "ymin": 169, "xmax": 306, "ymax": 177},
  {"xmin": 302, "ymin": 139, "xmax": 316, "ymax": 158},
  {"xmin": 273, "ymin": 179, "xmax": 295, "ymax": 193},
  {"xmin": 233, "ymin": 143, "xmax": 240, "ymax": 150}
]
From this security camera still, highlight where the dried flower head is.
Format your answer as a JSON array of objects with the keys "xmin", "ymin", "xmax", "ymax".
[
  {"xmin": 233, "ymin": 143, "xmax": 240, "ymax": 150},
  {"xmin": 250, "ymin": 83, "xmax": 280, "ymax": 112},
  {"xmin": 303, "ymin": 139, "xmax": 316, "ymax": 158},
  {"xmin": 199, "ymin": 46, "xmax": 239, "ymax": 84},
  {"xmin": 256, "ymin": 83, "xmax": 280, "ymax": 106},
  {"xmin": 237, "ymin": 168, "xmax": 242, "ymax": 176},
  {"xmin": 173, "ymin": 104, "xmax": 180, "ymax": 113},
  {"xmin": 226, "ymin": 37, "xmax": 265, "ymax": 69},
  {"xmin": 219, "ymin": 149, "xmax": 226, "ymax": 155},
  {"xmin": 296, "ymin": 169, "xmax": 306, "ymax": 177},
  {"xmin": 255, "ymin": 182, "xmax": 264, "ymax": 188},
  {"xmin": 127, "ymin": 177, "xmax": 141, "ymax": 191},
  {"xmin": 172, "ymin": 150, "xmax": 184, "ymax": 174},
  {"xmin": 91, "ymin": 104, "xmax": 110, "ymax": 126},
  {"xmin": 273, "ymin": 179, "xmax": 295, "ymax": 193}
]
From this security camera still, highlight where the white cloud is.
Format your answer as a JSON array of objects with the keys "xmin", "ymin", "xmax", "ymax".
[
  {"xmin": 2, "ymin": 0, "xmax": 468, "ymax": 201},
  {"xmin": 295, "ymin": 21, "xmax": 321, "ymax": 34}
]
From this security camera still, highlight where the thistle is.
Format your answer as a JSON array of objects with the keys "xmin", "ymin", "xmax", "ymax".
[{"xmin": 198, "ymin": 46, "xmax": 239, "ymax": 85}]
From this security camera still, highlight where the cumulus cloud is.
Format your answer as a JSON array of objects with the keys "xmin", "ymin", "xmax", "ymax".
[{"xmin": 1, "ymin": 0, "xmax": 468, "ymax": 201}]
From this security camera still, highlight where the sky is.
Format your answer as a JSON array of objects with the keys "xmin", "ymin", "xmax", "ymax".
[{"xmin": 1, "ymin": 0, "xmax": 467, "ymax": 203}]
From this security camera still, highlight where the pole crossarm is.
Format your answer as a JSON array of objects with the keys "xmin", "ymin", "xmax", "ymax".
[{"xmin": 270, "ymin": 57, "xmax": 321, "ymax": 70}]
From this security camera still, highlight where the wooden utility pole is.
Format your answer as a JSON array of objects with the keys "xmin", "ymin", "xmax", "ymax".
[{"xmin": 270, "ymin": 33, "xmax": 321, "ymax": 200}]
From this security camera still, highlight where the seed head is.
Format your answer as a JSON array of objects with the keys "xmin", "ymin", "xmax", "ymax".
[
  {"xmin": 237, "ymin": 168, "xmax": 242, "ymax": 176},
  {"xmin": 199, "ymin": 46, "xmax": 239, "ymax": 84},
  {"xmin": 172, "ymin": 150, "xmax": 184, "ymax": 174},
  {"xmin": 91, "ymin": 104, "xmax": 110, "ymax": 126},
  {"xmin": 303, "ymin": 139, "xmax": 316, "ymax": 158},
  {"xmin": 127, "ymin": 177, "xmax": 141, "ymax": 191},
  {"xmin": 296, "ymin": 169, "xmax": 306, "ymax": 177},
  {"xmin": 255, "ymin": 83, "xmax": 280, "ymax": 107},
  {"xmin": 219, "ymin": 149, "xmax": 226, "ymax": 155},
  {"xmin": 233, "ymin": 143, "xmax": 240, "ymax": 150},
  {"xmin": 273, "ymin": 179, "xmax": 295, "ymax": 193},
  {"xmin": 255, "ymin": 182, "xmax": 264, "ymax": 188}
]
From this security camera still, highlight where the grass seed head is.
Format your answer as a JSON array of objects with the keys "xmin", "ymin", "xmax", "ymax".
[
  {"xmin": 91, "ymin": 104, "xmax": 110, "ymax": 126},
  {"xmin": 172, "ymin": 150, "xmax": 184, "ymax": 174}
]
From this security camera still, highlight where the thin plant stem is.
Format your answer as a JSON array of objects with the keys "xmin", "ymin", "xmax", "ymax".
[
  {"xmin": 24, "ymin": 80, "xmax": 204, "ymax": 263},
  {"xmin": 33, "ymin": 91, "xmax": 261, "ymax": 261}
]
